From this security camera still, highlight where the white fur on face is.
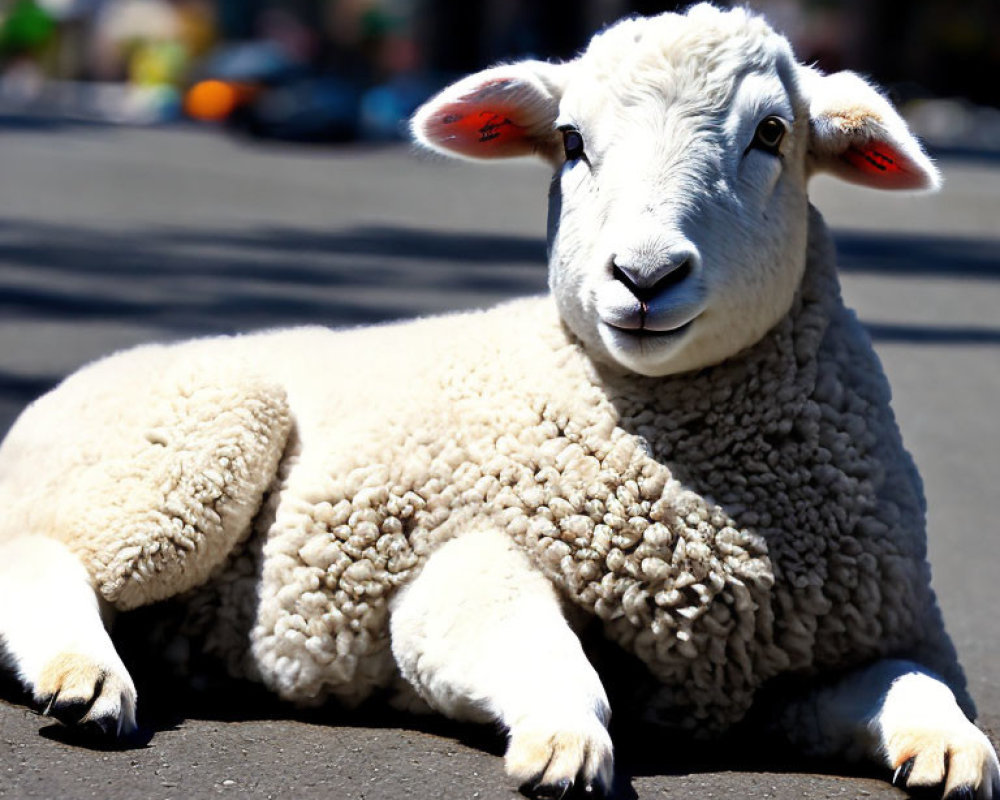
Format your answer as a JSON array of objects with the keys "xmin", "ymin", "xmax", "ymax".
[
  {"xmin": 413, "ymin": 4, "xmax": 939, "ymax": 377},
  {"xmin": 548, "ymin": 8, "xmax": 812, "ymax": 376}
]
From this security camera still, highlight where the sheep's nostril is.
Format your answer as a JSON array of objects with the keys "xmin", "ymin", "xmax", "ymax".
[
  {"xmin": 649, "ymin": 259, "xmax": 693, "ymax": 297},
  {"xmin": 646, "ymin": 260, "xmax": 691, "ymax": 300},
  {"xmin": 612, "ymin": 263, "xmax": 641, "ymax": 296},
  {"xmin": 612, "ymin": 259, "xmax": 693, "ymax": 304}
]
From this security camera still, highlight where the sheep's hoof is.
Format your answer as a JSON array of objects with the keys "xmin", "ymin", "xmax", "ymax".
[
  {"xmin": 886, "ymin": 722, "xmax": 1000, "ymax": 799},
  {"xmin": 507, "ymin": 719, "xmax": 613, "ymax": 799},
  {"xmin": 34, "ymin": 652, "xmax": 137, "ymax": 739}
]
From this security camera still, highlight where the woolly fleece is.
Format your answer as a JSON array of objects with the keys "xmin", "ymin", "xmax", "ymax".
[{"xmin": 0, "ymin": 209, "xmax": 968, "ymax": 736}]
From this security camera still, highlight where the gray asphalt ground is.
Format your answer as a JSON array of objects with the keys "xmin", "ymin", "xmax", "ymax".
[{"xmin": 0, "ymin": 121, "xmax": 998, "ymax": 800}]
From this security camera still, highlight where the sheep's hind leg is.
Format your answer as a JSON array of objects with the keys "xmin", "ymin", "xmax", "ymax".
[
  {"xmin": 778, "ymin": 659, "xmax": 999, "ymax": 799},
  {"xmin": 389, "ymin": 528, "xmax": 614, "ymax": 797},
  {"xmin": 0, "ymin": 536, "xmax": 137, "ymax": 737},
  {"xmin": 78, "ymin": 370, "xmax": 293, "ymax": 611}
]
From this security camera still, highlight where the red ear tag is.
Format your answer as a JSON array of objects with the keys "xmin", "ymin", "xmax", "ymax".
[
  {"xmin": 842, "ymin": 144, "xmax": 905, "ymax": 177},
  {"xmin": 438, "ymin": 108, "xmax": 524, "ymax": 143},
  {"xmin": 441, "ymin": 77, "xmax": 526, "ymax": 146},
  {"xmin": 431, "ymin": 104, "xmax": 529, "ymax": 157},
  {"xmin": 475, "ymin": 112, "xmax": 522, "ymax": 143}
]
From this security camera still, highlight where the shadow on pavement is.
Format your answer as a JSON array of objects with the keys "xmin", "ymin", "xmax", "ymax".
[
  {"xmin": 835, "ymin": 229, "xmax": 1000, "ymax": 279},
  {"xmin": 1, "ymin": 660, "xmax": 526, "ymax": 788},
  {"xmin": 1, "ymin": 220, "xmax": 998, "ymax": 436},
  {"xmin": 0, "ymin": 370, "xmax": 63, "ymax": 406},
  {"xmin": 1, "ymin": 219, "xmax": 996, "ymax": 335},
  {"xmin": 863, "ymin": 323, "xmax": 1000, "ymax": 344},
  {"xmin": 0, "ymin": 656, "xmax": 881, "ymax": 800},
  {"xmin": 0, "ymin": 219, "xmax": 547, "ymax": 335},
  {"xmin": 0, "ymin": 113, "xmax": 111, "ymax": 133}
]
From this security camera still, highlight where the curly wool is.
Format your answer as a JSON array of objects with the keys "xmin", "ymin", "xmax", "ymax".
[{"xmin": 144, "ymin": 209, "xmax": 968, "ymax": 735}]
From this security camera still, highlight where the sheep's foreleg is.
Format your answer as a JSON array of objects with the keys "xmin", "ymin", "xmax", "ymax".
[
  {"xmin": 780, "ymin": 658, "xmax": 999, "ymax": 799},
  {"xmin": 389, "ymin": 527, "xmax": 613, "ymax": 797},
  {"xmin": 0, "ymin": 535, "xmax": 137, "ymax": 737}
]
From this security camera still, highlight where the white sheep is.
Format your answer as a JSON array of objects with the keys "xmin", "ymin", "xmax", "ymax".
[{"xmin": 0, "ymin": 4, "xmax": 997, "ymax": 798}]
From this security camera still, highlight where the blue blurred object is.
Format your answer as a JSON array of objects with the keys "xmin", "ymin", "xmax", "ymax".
[
  {"xmin": 233, "ymin": 75, "xmax": 362, "ymax": 142},
  {"xmin": 198, "ymin": 41, "xmax": 299, "ymax": 83},
  {"xmin": 360, "ymin": 75, "xmax": 438, "ymax": 141}
]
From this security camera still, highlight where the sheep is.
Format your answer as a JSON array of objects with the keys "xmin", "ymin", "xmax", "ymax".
[{"xmin": 0, "ymin": 4, "xmax": 997, "ymax": 798}]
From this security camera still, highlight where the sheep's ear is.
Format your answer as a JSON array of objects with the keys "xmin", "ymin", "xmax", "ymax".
[
  {"xmin": 412, "ymin": 61, "xmax": 567, "ymax": 162},
  {"xmin": 805, "ymin": 69, "xmax": 940, "ymax": 191}
]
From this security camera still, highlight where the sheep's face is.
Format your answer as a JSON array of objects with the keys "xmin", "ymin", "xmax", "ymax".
[
  {"xmin": 413, "ymin": 4, "xmax": 938, "ymax": 377},
  {"xmin": 545, "ymin": 9, "xmax": 812, "ymax": 376}
]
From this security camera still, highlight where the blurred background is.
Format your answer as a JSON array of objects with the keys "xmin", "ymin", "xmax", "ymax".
[{"xmin": 1, "ymin": 0, "xmax": 999, "ymax": 149}]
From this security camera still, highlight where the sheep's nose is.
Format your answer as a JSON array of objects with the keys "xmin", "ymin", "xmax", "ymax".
[{"xmin": 611, "ymin": 251, "xmax": 696, "ymax": 304}]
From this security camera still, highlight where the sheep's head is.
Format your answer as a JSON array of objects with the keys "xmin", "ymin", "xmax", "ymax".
[{"xmin": 413, "ymin": 3, "xmax": 938, "ymax": 376}]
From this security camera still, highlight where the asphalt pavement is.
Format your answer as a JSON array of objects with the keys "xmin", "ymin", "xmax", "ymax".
[{"xmin": 0, "ymin": 121, "xmax": 998, "ymax": 800}]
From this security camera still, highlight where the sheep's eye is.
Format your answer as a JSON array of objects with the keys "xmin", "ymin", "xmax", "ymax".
[
  {"xmin": 750, "ymin": 116, "xmax": 787, "ymax": 155},
  {"xmin": 561, "ymin": 127, "xmax": 585, "ymax": 161}
]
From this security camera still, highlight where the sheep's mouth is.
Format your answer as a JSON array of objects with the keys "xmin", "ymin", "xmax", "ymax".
[
  {"xmin": 605, "ymin": 318, "xmax": 697, "ymax": 340},
  {"xmin": 594, "ymin": 273, "xmax": 707, "ymax": 343}
]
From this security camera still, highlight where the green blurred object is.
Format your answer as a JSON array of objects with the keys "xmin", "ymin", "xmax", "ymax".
[{"xmin": 0, "ymin": 0, "xmax": 56, "ymax": 55}]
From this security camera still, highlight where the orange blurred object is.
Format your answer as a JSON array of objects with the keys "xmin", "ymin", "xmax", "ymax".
[{"xmin": 184, "ymin": 79, "xmax": 254, "ymax": 121}]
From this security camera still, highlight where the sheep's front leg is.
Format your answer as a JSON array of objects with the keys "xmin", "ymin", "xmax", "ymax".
[
  {"xmin": 782, "ymin": 659, "xmax": 999, "ymax": 799},
  {"xmin": 0, "ymin": 536, "xmax": 137, "ymax": 737},
  {"xmin": 389, "ymin": 528, "xmax": 613, "ymax": 797}
]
